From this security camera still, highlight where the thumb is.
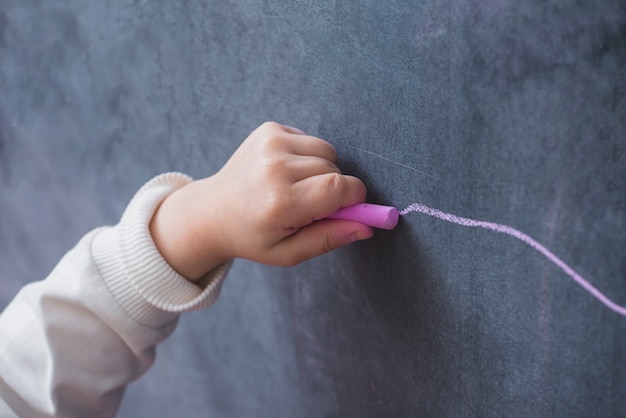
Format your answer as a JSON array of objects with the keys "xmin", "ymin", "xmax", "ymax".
[{"xmin": 269, "ymin": 220, "xmax": 373, "ymax": 266}]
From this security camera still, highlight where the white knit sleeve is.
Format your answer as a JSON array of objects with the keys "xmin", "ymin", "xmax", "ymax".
[
  {"xmin": 92, "ymin": 172, "xmax": 233, "ymax": 328},
  {"xmin": 0, "ymin": 173, "xmax": 232, "ymax": 417}
]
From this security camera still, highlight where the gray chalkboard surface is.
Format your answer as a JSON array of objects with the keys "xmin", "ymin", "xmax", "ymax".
[{"xmin": 1, "ymin": 1, "xmax": 625, "ymax": 417}]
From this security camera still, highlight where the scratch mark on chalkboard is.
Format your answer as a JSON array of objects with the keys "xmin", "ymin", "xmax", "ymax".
[
  {"xmin": 400, "ymin": 202, "xmax": 626, "ymax": 317},
  {"xmin": 346, "ymin": 145, "xmax": 434, "ymax": 178}
]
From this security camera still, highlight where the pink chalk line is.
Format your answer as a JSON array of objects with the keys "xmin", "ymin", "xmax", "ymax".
[{"xmin": 400, "ymin": 203, "xmax": 626, "ymax": 317}]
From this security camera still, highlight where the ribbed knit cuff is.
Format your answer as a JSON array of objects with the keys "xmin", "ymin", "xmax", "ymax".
[{"xmin": 92, "ymin": 173, "xmax": 232, "ymax": 328}]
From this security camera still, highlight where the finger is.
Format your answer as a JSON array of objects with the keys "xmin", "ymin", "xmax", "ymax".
[
  {"xmin": 283, "ymin": 155, "xmax": 341, "ymax": 182},
  {"xmin": 259, "ymin": 122, "xmax": 337, "ymax": 162},
  {"xmin": 269, "ymin": 220, "xmax": 373, "ymax": 266},
  {"xmin": 285, "ymin": 134, "xmax": 337, "ymax": 162},
  {"xmin": 285, "ymin": 174, "xmax": 367, "ymax": 227}
]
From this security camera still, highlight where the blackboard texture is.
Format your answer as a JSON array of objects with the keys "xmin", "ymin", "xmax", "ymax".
[{"xmin": 1, "ymin": 1, "xmax": 625, "ymax": 417}]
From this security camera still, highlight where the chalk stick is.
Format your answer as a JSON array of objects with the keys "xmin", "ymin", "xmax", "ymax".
[{"xmin": 327, "ymin": 203, "xmax": 399, "ymax": 230}]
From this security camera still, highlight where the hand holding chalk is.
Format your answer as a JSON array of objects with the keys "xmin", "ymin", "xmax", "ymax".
[
  {"xmin": 151, "ymin": 122, "xmax": 373, "ymax": 279},
  {"xmin": 328, "ymin": 203, "xmax": 399, "ymax": 230}
]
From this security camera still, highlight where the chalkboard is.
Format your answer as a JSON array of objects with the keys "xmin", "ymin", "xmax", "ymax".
[{"xmin": 1, "ymin": 1, "xmax": 625, "ymax": 417}]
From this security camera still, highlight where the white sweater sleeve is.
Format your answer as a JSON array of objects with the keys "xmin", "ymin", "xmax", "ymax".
[{"xmin": 0, "ymin": 173, "xmax": 232, "ymax": 418}]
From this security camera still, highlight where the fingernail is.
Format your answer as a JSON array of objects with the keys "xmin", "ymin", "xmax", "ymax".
[
  {"xmin": 284, "ymin": 125, "xmax": 306, "ymax": 135},
  {"xmin": 350, "ymin": 229, "xmax": 373, "ymax": 242}
]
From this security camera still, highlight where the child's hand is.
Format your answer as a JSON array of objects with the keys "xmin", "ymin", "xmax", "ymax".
[{"xmin": 150, "ymin": 122, "xmax": 373, "ymax": 282}]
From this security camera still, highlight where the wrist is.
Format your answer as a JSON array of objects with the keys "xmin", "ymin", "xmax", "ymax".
[{"xmin": 149, "ymin": 178, "xmax": 230, "ymax": 282}]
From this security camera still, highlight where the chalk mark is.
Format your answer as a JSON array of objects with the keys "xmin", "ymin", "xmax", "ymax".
[
  {"xmin": 346, "ymin": 145, "xmax": 434, "ymax": 178},
  {"xmin": 400, "ymin": 202, "xmax": 626, "ymax": 317}
]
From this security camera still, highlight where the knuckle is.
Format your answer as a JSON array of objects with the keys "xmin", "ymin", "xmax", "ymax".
[
  {"xmin": 324, "ymin": 172, "xmax": 346, "ymax": 194},
  {"xmin": 261, "ymin": 121, "xmax": 281, "ymax": 131},
  {"xmin": 261, "ymin": 132, "xmax": 289, "ymax": 153},
  {"xmin": 262, "ymin": 190, "xmax": 291, "ymax": 220},
  {"xmin": 259, "ymin": 154, "xmax": 283, "ymax": 174},
  {"xmin": 323, "ymin": 234, "xmax": 342, "ymax": 254}
]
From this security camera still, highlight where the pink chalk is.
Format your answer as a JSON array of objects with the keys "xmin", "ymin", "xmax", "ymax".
[{"xmin": 328, "ymin": 203, "xmax": 399, "ymax": 230}]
